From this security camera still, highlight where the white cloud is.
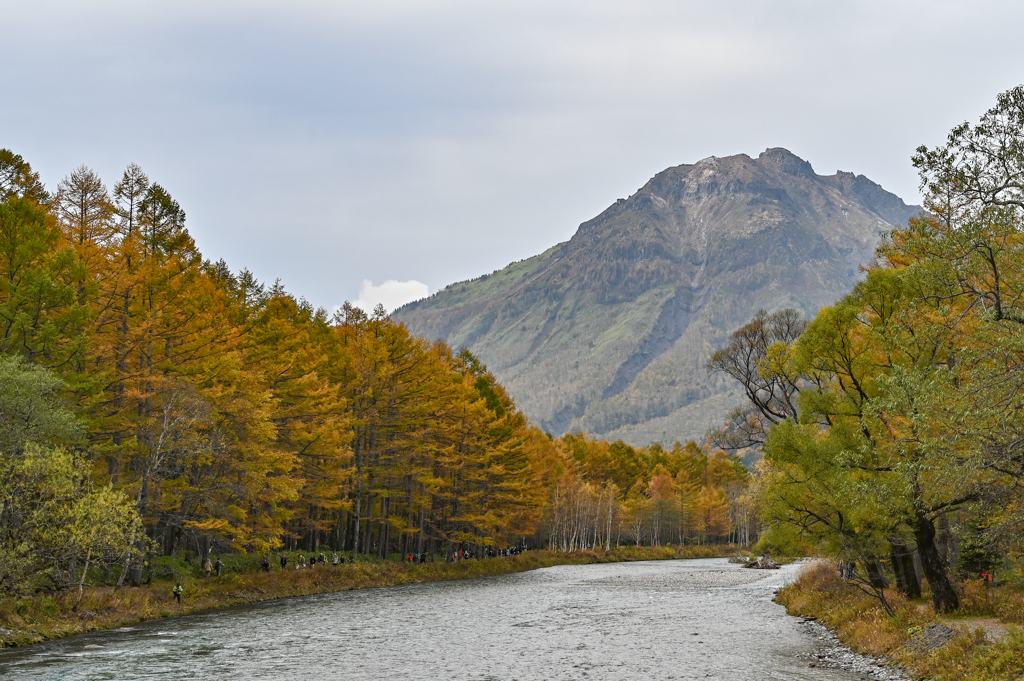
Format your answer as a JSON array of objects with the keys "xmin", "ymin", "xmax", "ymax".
[{"xmin": 350, "ymin": 279, "xmax": 429, "ymax": 314}]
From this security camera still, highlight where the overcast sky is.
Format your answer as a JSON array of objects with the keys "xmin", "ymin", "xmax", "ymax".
[{"xmin": 4, "ymin": 0, "xmax": 1023, "ymax": 311}]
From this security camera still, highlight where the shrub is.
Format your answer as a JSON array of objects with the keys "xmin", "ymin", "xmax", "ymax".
[{"xmin": 151, "ymin": 556, "xmax": 197, "ymax": 581}]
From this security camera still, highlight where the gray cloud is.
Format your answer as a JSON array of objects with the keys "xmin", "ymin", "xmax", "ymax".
[{"xmin": 4, "ymin": 0, "xmax": 1022, "ymax": 309}]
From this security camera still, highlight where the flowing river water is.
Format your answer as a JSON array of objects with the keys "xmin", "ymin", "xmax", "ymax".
[{"xmin": 0, "ymin": 558, "xmax": 870, "ymax": 680}]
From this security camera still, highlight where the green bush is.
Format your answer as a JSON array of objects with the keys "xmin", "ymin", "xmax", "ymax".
[
  {"xmin": 218, "ymin": 553, "xmax": 263, "ymax": 574},
  {"xmin": 37, "ymin": 596, "xmax": 58, "ymax": 616},
  {"xmin": 151, "ymin": 556, "xmax": 197, "ymax": 581}
]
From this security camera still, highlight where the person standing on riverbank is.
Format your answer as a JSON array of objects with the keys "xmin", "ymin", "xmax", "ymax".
[
  {"xmin": 215, "ymin": 558, "xmax": 224, "ymax": 577},
  {"xmin": 204, "ymin": 557, "xmax": 213, "ymax": 578},
  {"xmin": 172, "ymin": 583, "xmax": 183, "ymax": 606}
]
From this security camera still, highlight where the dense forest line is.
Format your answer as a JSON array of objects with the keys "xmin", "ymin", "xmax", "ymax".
[
  {"xmin": 714, "ymin": 86, "xmax": 1024, "ymax": 614},
  {"xmin": 0, "ymin": 152, "xmax": 752, "ymax": 597}
]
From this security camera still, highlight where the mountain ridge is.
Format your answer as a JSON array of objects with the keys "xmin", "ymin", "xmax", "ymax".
[{"xmin": 394, "ymin": 148, "xmax": 921, "ymax": 444}]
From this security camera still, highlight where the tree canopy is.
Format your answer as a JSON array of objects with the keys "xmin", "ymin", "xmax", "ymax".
[{"xmin": 714, "ymin": 85, "xmax": 1024, "ymax": 613}]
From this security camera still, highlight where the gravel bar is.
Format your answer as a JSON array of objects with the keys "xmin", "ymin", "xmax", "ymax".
[{"xmin": 798, "ymin": 620, "xmax": 913, "ymax": 680}]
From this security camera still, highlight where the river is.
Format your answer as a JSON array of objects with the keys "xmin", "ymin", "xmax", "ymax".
[{"xmin": 0, "ymin": 558, "xmax": 867, "ymax": 680}]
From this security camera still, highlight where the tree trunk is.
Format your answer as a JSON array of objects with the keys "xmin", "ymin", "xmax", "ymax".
[
  {"xmin": 606, "ymin": 495, "xmax": 613, "ymax": 551},
  {"xmin": 889, "ymin": 539, "xmax": 921, "ymax": 599},
  {"xmin": 379, "ymin": 497, "xmax": 390, "ymax": 560},
  {"xmin": 364, "ymin": 492, "xmax": 374, "ymax": 556},
  {"xmin": 865, "ymin": 558, "xmax": 889, "ymax": 590},
  {"xmin": 339, "ymin": 507, "xmax": 352, "ymax": 548},
  {"xmin": 129, "ymin": 534, "xmax": 145, "ymax": 587},
  {"xmin": 417, "ymin": 507, "xmax": 425, "ymax": 554},
  {"xmin": 352, "ymin": 430, "xmax": 363, "ymax": 556},
  {"xmin": 936, "ymin": 514, "xmax": 951, "ymax": 565},
  {"xmin": 912, "ymin": 511, "xmax": 960, "ymax": 612},
  {"xmin": 116, "ymin": 550, "xmax": 132, "ymax": 587},
  {"xmin": 73, "ymin": 548, "xmax": 91, "ymax": 612}
]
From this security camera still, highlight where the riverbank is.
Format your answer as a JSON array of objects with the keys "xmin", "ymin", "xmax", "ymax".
[
  {"xmin": 0, "ymin": 555, "xmax": 855, "ymax": 679},
  {"xmin": 776, "ymin": 560, "xmax": 1024, "ymax": 681},
  {"xmin": 0, "ymin": 545, "xmax": 736, "ymax": 648}
]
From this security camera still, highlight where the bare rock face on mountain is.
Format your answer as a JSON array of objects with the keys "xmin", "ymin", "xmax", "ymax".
[{"xmin": 393, "ymin": 148, "xmax": 921, "ymax": 445}]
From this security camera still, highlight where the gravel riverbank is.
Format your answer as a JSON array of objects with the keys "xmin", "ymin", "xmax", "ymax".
[{"xmin": 799, "ymin": 620, "xmax": 913, "ymax": 680}]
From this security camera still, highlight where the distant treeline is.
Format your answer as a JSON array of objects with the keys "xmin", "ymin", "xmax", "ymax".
[{"xmin": 0, "ymin": 151, "xmax": 754, "ymax": 596}]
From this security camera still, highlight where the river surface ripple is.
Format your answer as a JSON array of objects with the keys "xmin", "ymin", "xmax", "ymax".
[{"xmin": 0, "ymin": 558, "xmax": 866, "ymax": 680}]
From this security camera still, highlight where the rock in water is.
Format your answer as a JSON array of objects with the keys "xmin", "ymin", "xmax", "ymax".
[{"xmin": 742, "ymin": 557, "xmax": 780, "ymax": 570}]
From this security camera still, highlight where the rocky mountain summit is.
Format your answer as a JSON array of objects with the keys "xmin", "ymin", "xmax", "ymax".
[{"xmin": 393, "ymin": 148, "xmax": 921, "ymax": 445}]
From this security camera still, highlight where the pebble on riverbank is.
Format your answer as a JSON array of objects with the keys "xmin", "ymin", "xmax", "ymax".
[{"xmin": 798, "ymin": 621, "xmax": 912, "ymax": 681}]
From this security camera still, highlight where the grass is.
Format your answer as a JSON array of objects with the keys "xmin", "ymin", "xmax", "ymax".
[
  {"xmin": 0, "ymin": 544, "xmax": 735, "ymax": 648},
  {"xmin": 776, "ymin": 560, "xmax": 1024, "ymax": 681}
]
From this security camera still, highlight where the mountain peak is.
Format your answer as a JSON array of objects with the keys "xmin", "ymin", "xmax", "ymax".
[
  {"xmin": 394, "ymin": 151, "xmax": 921, "ymax": 446},
  {"xmin": 757, "ymin": 147, "xmax": 816, "ymax": 177}
]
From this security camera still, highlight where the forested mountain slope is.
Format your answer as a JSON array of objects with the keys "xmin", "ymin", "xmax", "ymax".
[{"xmin": 394, "ymin": 148, "xmax": 920, "ymax": 444}]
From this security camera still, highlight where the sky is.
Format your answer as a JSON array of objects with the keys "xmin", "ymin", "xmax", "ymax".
[{"xmin": 3, "ymin": 0, "xmax": 1023, "ymax": 312}]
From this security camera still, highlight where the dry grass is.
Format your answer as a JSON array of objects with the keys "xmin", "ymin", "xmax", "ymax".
[
  {"xmin": 954, "ymin": 579, "xmax": 1024, "ymax": 622},
  {"xmin": 777, "ymin": 560, "xmax": 1024, "ymax": 681},
  {"xmin": 777, "ymin": 561, "xmax": 921, "ymax": 656},
  {"xmin": 0, "ymin": 544, "xmax": 732, "ymax": 648}
]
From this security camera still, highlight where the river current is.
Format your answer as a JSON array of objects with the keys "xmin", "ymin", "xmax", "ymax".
[{"xmin": 0, "ymin": 558, "xmax": 866, "ymax": 680}]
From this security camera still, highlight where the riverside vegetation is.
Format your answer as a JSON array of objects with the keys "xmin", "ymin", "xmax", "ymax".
[
  {"xmin": 713, "ymin": 86, "xmax": 1024, "ymax": 680},
  {"xmin": 0, "ymin": 148, "xmax": 756, "ymax": 644},
  {"xmin": 778, "ymin": 561, "xmax": 1024, "ymax": 681},
  {"xmin": 0, "ymin": 545, "xmax": 733, "ymax": 647}
]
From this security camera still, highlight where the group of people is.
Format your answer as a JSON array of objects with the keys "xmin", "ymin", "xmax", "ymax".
[
  {"xmin": 193, "ymin": 549, "xmax": 355, "ymax": 586},
  {"xmin": 285, "ymin": 552, "xmax": 345, "ymax": 569},
  {"xmin": 493, "ymin": 546, "xmax": 525, "ymax": 557},
  {"xmin": 202, "ymin": 556, "xmax": 224, "ymax": 578},
  {"xmin": 445, "ymin": 546, "xmax": 527, "ymax": 563}
]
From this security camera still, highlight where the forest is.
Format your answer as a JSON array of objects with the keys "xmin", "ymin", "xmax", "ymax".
[
  {"xmin": 0, "ymin": 152, "xmax": 751, "ymax": 596},
  {"xmin": 14, "ymin": 81, "xmax": 1024, "ymax": 622},
  {"xmin": 711, "ymin": 86, "xmax": 1024, "ymax": 614}
]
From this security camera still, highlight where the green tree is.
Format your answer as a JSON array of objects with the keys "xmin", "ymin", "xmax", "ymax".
[
  {"xmin": 0, "ymin": 197, "xmax": 87, "ymax": 365},
  {"xmin": 0, "ymin": 355, "xmax": 81, "ymax": 454},
  {"xmin": 0, "ymin": 149, "xmax": 49, "ymax": 204},
  {"xmin": 0, "ymin": 359, "xmax": 139, "ymax": 596}
]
